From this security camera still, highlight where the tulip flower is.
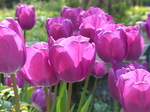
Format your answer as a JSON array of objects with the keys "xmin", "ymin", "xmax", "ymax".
[
  {"xmin": 79, "ymin": 13, "xmax": 114, "ymax": 42},
  {"xmin": 95, "ymin": 24, "xmax": 127, "ymax": 64},
  {"xmin": 79, "ymin": 15, "xmax": 109, "ymax": 42},
  {"xmin": 19, "ymin": 42, "xmax": 60, "ymax": 87},
  {"xmin": 117, "ymin": 69, "xmax": 150, "ymax": 112},
  {"xmin": 77, "ymin": 7, "xmax": 114, "ymax": 26},
  {"xmin": 48, "ymin": 36, "xmax": 96, "ymax": 83},
  {"xmin": 61, "ymin": 6, "xmax": 83, "ymax": 31},
  {"xmin": 0, "ymin": 17, "xmax": 24, "ymax": 43},
  {"xmin": 108, "ymin": 61, "xmax": 148, "ymax": 101},
  {"xmin": 46, "ymin": 17, "xmax": 73, "ymax": 40},
  {"xmin": 15, "ymin": 4, "xmax": 36, "ymax": 30},
  {"xmin": 91, "ymin": 60, "xmax": 107, "ymax": 78},
  {"xmin": 140, "ymin": 13, "xmax": 150, "ymax": 40},
  {"xmin": 0, "ymin": 18, "xmax": 26, "ymax": 74},
  {"xmin": 31, "ymin": 87, "xmax": 54, "ymax": 112},
  {"xmin": 6, "ymin": 72, "xmax": 24, "ymax": 88},
  {"xmin": 124, "ymin": 25, "xmax": 144, "ymax": 61}
]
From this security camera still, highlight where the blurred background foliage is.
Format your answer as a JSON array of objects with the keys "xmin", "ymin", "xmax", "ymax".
[{"xmin": 0, "ymin": 0, "xmax": 150, "ymax": 41}]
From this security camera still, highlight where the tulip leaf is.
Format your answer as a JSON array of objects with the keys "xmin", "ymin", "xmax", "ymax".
[
  {"xmin": 56, "ymin": 81, "xmax": 67, "ymax": 112},
  {"xmin": 0, "ymin": 100, "xmax": 11, "ymax": 110},
  {"xmin": 80, "ymin": 95, "xmax": 92, "ymax": 112},
  {"xmin": 70, "ymin": 103, "xmax": 75, "ymax": 112}
]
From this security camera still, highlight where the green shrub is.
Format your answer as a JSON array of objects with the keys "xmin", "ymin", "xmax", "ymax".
[{"xmin": 118, "ymin": 6, "xmax": 150, "ymax": 26}]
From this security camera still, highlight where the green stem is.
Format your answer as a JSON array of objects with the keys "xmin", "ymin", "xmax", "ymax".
[
  {"xmin": 49, "ymin": 87, "xmax": 52, "ymax": 106},
  {"xmin": 122, "ymin": 109, "xmax": 125, "ymax": 112},
  {"xmin": 44, "ymin": 87, "xmax": 51, "ymax": 112},
  {"xmin": 77, "ymin": 75, "xmax": 90, "ymax": 112},
  {"xmin": 11, "ymin": 74, "xmax": 20, "ymax": 112},
  {"xmin": 88, "ymin": 78, "xmax": 98, "ymax": 112},
  {"xmin": 0, "ymin": 73, "xmax": 4, "ymax": 85},
  {"xmin": 114, "ymin": 100, "xmax": 118, "ymax": 112},
  {"xmin": 20, "ymin": 82, "xmax": 29, "ymax": 102},
  {"xmin": 51, "ymin": 84, "xmax": 58, "ymax": 112},
  {"xmin": 66, "ymin": 83, "xmax": 73, "ymax": 112},
  {"xmin": 24, "ymin": 30, "xmax": 26, "ymax": 43}
]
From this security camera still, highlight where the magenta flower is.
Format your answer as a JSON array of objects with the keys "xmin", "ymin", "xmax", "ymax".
[
  {"xmin": 117, "ymin": 69, "xmax": 150, "ymax": 112},
  {"xmin": 15, "ymin": 4, "xmax": 36, "ymax": 30},
  {"xmin": 108, "ymin": 61, "xmax": 148, "ymax": 101},
  {"xmin": 48, "ymin": 36, "xmax": 96, "ymax": 83},
  {"xmin": 6, "ymin": 72, "xmax": 24, "ymax": 88},
  {"xmin": 91, "ymin": 60, "xmax": 107, "ymax": 78},
  {"xmin": 79, "ymin": 15, "xmax": 109, "ymax": 42},
  {"xmin": 140, "ymin": 13, "xmax": 150, "ymax": 39},
  {"xmin": 61, "ymin": 6, "xmax": 83, "ymax": 31},
  {"xmin": 0, "ymin": 17, "xmax": 25, "ymax": 43},
  {"xmin": 31, "ymin": 87, "xmax": 54, "ymax": 112},
  {"xmin": 95, "ymin": 24, "xmax": 127, "ymax": 64},
  {"xmin": 77, "ymin": 7, "xmax": 114, "ymax": 26},
  {"xmin": 95, "ymin": 23, "xmax": 145, "ymax": 63},
  {"xmin": 124, "ymin": 25, "xmax": 144, "ymax": 61},
  {"xmin": 19, "ymin": 42, "xmax": 60, "ymax": 87},
  {"xmin": 0, "ymin": 18, "xmax": 26, "ymax": 74},
  {"xmin": 46, "ymin": 17, "xmax": 73, "ymax": 40}
]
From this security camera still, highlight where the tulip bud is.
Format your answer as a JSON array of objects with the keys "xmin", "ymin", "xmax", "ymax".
[
  {"xmin": 48, "ymin": 36, "xmax": 96, "ymax": 83},
  {"xmin": 91, "ymin": 60, "xmax": 107, "ymax": 78},
  {"xmin": 46, "ymin": 17, "xmax": 73, "ymax": 40},
  {"xmin": 15, "ymin": 4, "xmax": 36, "ymax": 30},
  {"xmin": 30, "ymin": 88, "xmax": 54, "ymax": 112},
  {"xmin": 6, "ymin": 73, "xmax": 24, "ymax": 88}
]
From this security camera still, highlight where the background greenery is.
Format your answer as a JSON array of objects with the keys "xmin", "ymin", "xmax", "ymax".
[{"xmin": 0, "ymin": 0, "xmax": 150, "ymax": 42}]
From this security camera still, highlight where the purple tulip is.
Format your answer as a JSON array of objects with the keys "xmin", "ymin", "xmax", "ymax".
[
  {"xmin": 0, "ymin": 17, "xmax": 25, "ymax": 43},
  {"xmin": 91, "ymin": 60, "xmax": 107, "ymax": 78},
  {"xmin": 46, "ymin": 17, "xmax": 73, "ymax": 40},
  {"xmin": 124, "ymin": 25, "xmax": 144, "ymax": 61},
  {"xmin": 31, "ymin": 87, "xmax": 54, "ymax": 112},
  {"xmin": 15, "ymin": 4, "xmax": 36, "ymax": 30},
  {"xmin": 48, "ymin": 36, "xmax": 96, "ymax": 83},
  {"xmin": 6, "ymin": 72, "xmax": 24, "ymax": 88},
  {"xmin": 0, "ymin": 18, "xmax": 26, "ymax": 74},
  {"xmin": 19, "ymin": 42, "xmax": 60, "ymax": 87},
  {"xmin": 79, "ymin": 15, "xmax": 110, "ymax": 42},
  {"xmin": 77, "ymin": 7, "xmax": 114, "ymax": 27},
  {"xmin": 108, "ymin": 61, "xmax": 148, "ymax": 101},
  {"xmin": 117, "ymin": 69, "xmax": 150, "ymax": 112},
  {"xmin": 140, "ymin": 13, "xmax": 150, "ymax": 39},
  {"xmin": 61, "ymin": 6, "xmax": 83, "ymax": 31},
  {"xmin": 95, "ymin": 24, "xmax": 127, "ymax": 64}
]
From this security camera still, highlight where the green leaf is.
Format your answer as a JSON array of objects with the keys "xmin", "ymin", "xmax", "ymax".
[
  {"xmin": 56, "ymin": 82, "xmax": 67, "ymax": 112},
  {"xmin": 0, "ymin": 86, "xmax": 12, "ymax": 92},
  {"xmin": 70, "ymin": 103, "xmax": 75, "ymax": 112},
  {"xmin": 21, "ymin": 84, "xmax": 34, "ymax": 104},
  {"xmin": 0, "ymin": 85, "xmax": 21, "ymax": 96},
  {"xmin": 0, "ymin": 100, "xmax": 11, "ymax": 110},
  {"xmin": 80, "ymin": 95, "xmax": 92, "ymax": 112}
]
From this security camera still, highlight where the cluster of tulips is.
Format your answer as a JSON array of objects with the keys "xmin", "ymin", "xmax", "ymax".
[{"xmin": 1, "ymin": 3, "xmax": 150, "ymax": 112}]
